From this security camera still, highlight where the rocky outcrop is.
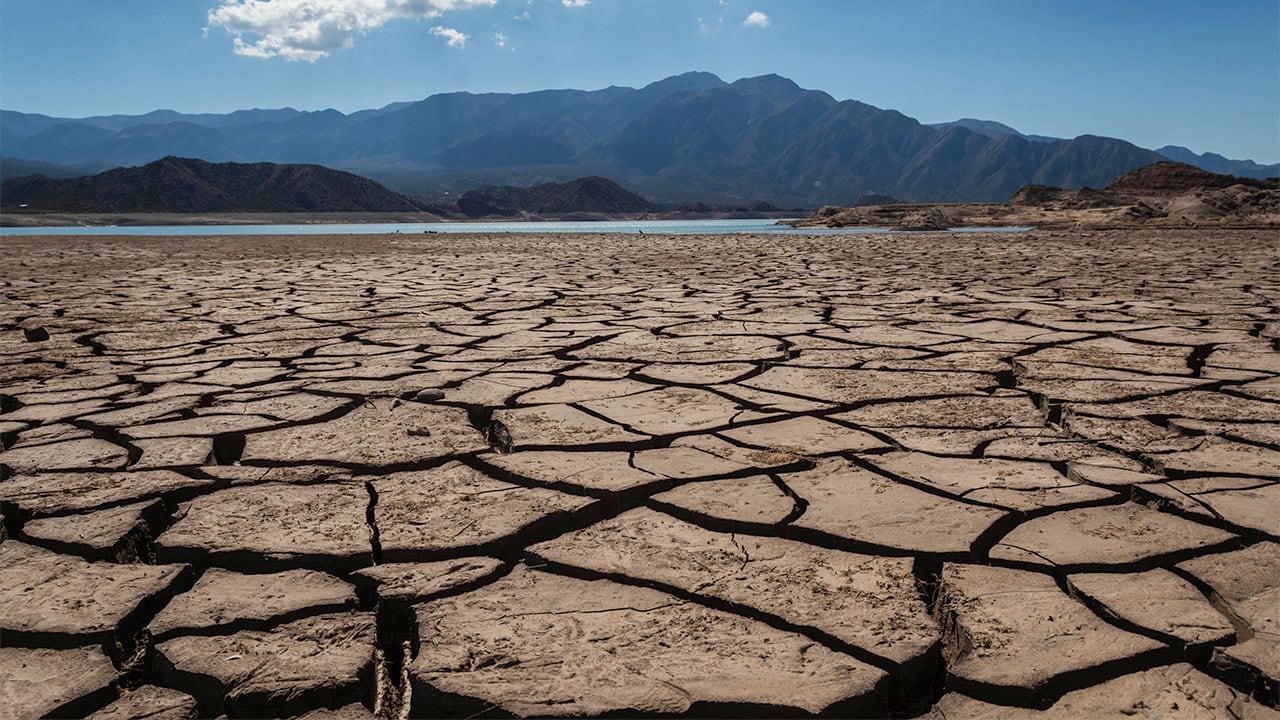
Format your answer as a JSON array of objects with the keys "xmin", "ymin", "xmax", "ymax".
[
  {"xmin": 1105, "ymin": 161, "xmax": 1273, "ymax": 195},
  {"xmin": 797, "ymin": 162, "xmax": 1279, "ymax": 228}
]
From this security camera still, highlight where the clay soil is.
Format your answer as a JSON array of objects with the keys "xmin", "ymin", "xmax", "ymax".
[{"xmin": 1, "ymin": 229, "xmax": 1277, "ymax": 719}]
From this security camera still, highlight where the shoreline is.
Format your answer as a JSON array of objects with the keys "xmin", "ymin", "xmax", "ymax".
[{"xmin": 0, "ymin": 209, "xmax": 801, "ymax": 228}]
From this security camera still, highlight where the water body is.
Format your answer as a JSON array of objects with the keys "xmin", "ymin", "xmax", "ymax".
[{"xmin": 0, "ymin": 218, "xmax": 1031, "ymax": 237}]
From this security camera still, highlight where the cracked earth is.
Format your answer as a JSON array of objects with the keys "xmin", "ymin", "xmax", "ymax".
[{"xmin": 0, "ymin": 229, "xmax": 1277, "ymax": 719}]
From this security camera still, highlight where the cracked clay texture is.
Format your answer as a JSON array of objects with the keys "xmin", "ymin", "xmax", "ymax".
[{"xmin": 0, "ymin": 230, "xmax": 1277, "ymax": 718}]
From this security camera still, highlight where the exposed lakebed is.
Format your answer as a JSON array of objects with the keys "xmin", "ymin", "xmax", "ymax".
[{"xmin": 0, "ymin": 229, "xmax": 1275, "ymax": 719}]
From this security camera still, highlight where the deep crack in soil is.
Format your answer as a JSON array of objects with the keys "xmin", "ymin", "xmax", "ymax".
[{"xmin": 0, "ymin": 229, "xmax": 1277, "ymax": 719}]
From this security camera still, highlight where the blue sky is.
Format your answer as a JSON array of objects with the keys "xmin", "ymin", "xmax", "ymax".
[{"xmin": 2, "ymin": 0, "xmax": 1277, "ymax": 162}]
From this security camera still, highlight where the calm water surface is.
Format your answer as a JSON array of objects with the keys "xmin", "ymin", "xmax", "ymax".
[{"xmin": 0, "ymin": 218, "xmax": 1031, "ymax": 237}]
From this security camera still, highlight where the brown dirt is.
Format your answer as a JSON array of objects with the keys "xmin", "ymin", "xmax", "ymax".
[{"xmin": 0, "ymin": 229, "xmax": 1277, "ymax": 717}]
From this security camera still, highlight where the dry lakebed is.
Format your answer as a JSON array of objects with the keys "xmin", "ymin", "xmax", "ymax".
[{"xmin": 0, "ymin": 229, "xmax": 1277, "ymax": 719}]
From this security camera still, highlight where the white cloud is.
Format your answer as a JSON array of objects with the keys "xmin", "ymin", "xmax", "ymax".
[
  {"xmin": 742, "ymin": 10, "xmax": 770, "ymax": 28},
  {"xmin": 430, "ymin": 25, "xmax": 467, "ymax": 47},
  {"xmin": 514, "ymin": 9, "xmax": 531, "ymax": 20},
  {"xmin": 491, "ymin": 30, "xmax": 512, "ymax": 50},
  {"xmin": 561, "ymin": 0, "xmax": 589, "ymax": 6},
  {"xmin": 208, "ymin": 0, "xmax": 494, "ymax": 61}
]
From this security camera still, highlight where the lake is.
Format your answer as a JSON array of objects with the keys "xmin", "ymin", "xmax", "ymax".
[{"xmin": 0, "ymin": 218, "xmax": 1031, "ymax": 237}]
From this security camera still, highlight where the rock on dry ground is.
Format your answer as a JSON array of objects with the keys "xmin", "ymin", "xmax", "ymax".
[{"xmin": 0, "ymin": 229, "xmax": 1277, "ymax": 718}]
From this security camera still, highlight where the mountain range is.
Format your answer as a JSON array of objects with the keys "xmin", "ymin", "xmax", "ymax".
[
  {"xmin": 2, "ymin": 72, "xmax": 1275, "ymax": 205},
  {"xmin": 925, "ymin": 120, "xmax": 1278, "ymax": 180}
]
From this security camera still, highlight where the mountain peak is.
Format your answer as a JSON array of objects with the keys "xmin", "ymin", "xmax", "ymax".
[
  {"xmin": 927, "ymin": 118, "xmax": 1024, "ymax": 138},
  {"xmin": 731, "ymin": 74, "xmax": 802, "ymax": 98},
  {"xmin": 638, "ymin": 71, "xmax": 726, "ymax": 95}
]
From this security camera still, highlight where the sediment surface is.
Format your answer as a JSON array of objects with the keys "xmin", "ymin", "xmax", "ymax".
[{"xmin": 1, "ymin": 229, "xmax": 1277, "ymax": 718}]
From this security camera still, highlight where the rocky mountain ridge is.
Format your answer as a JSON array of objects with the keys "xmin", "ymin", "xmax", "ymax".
[{"xmin": 4, "ymin": 72, "xmax": 1272, "ymax": 205}]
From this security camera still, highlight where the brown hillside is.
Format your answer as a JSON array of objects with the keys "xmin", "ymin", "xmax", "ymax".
[{"xmin": 1105, "ymin": 161, "xmax": 1271, "ymax": 196}]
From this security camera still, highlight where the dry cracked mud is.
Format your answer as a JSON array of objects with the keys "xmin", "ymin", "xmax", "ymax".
[{"xmin": 0, "ymin": 229, "xmax": 1277, "ymax": 718}]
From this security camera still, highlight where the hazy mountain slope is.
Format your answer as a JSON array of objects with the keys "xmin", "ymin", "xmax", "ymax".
[
  {"xmin": 1155, "ymin": 146, "xmax": 1278, "ymax": 180},
  {"xmin": 0, "ymin": 157, "xmax": 117, "ymax": 182},
  {"xmin": 2, "ymin": 72, "xmax": 1270, "ymax": 204}
]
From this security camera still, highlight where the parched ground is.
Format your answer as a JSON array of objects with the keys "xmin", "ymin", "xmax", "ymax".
[{"xmin": 0, "ymin": 229, "xmax": 1277, "ymax": 719}]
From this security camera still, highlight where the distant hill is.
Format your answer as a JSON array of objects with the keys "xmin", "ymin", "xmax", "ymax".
[
  {"xmin": 802, "ymin": 161, "xmax": 1279, "ymax": 229},
  {"xmin": 1154, "ymin": 146, "xmax": 1278, "ymax": 181},
  {"xmin": 928, "ymin": 119, "xmax": 1278, "ymax": 180},
  {"xmin": 850, "ymin": 193, "xmax": 900, "ymax": 207},
  {"xmin": 3, "ymin": 72, "xmax": 1275, "ymax": 204},
  {"xmin": 1104, "ymin": 161, "xmax": 1272, "ymax": 195},
  {"xmin": 458, "ymin": 176, "xmax": 655, "ymax": 216},
  {"xmin": 0, "ymin": 156, "xmax": 427, "ymax": 213},
  {"xmin": 1006, "ymin": 162, "xmax": 1278, "ymax": 226},
  {"xmin": 0, "ymin": 156, "xmax": 117, "ymax": 182}
]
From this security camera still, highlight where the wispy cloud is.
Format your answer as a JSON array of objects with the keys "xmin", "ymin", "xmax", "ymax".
[
  {"xmin": 208, "ymin": 0, "xmax": 494, "ymax": 61},
  {"xmin": 430, "ymin": 25, "xmax": 467, "ymax": 48},
  {"xmin": 514, "ymin": 9, "xmax": 531, "ymax": 20},
  {"xmin": 491, "ymin": 30, "xmax": 512, "ymax": 50},
  {"xmin": 698, "ymin": 0, "xmax": 727, "ymax": 34},
  {"xmin": 742, "ymin": 10, "xmax": 770, "ymax": 28},
  {"xmin": 561, "ymin": 0, "xmax": 589, "ymax": 7}
]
